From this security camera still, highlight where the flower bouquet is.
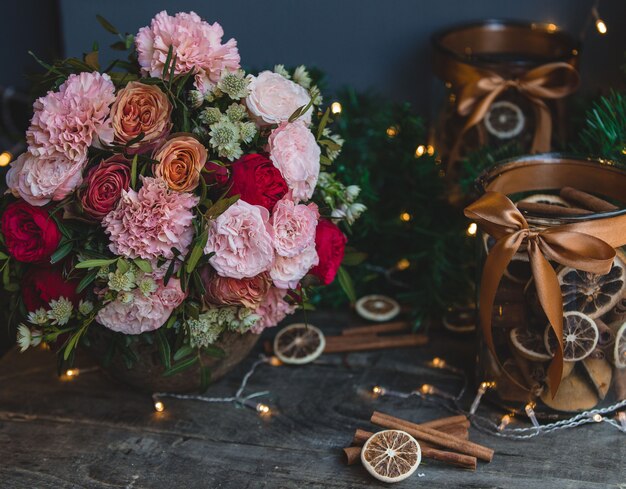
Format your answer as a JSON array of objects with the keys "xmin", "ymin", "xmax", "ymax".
[{"xmin": 2, "ymin": 11, "xmax": 364, "ymax": 391}]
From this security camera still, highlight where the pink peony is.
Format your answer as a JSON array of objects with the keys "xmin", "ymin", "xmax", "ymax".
[
  {"xmin": 270, "ymin": 245, "xmax": 319, "ymax": 289},
  {"xmin": 246, "ymin": 71, "xmax": 312, "ymax": 125},
  {"xmin": 102, "ymin": 176, "xmax": 198, "ymax": 262},
  {"xmin": 135, "ymin": 10, "xmax": 240, "ymax": 93},
  {"xmin": 252, "ymin": 287, "xmax": 296, "ymax": 333},
  {"xmin": 26, "ymin": 72, "xmax": 115, "ymax": 164},
  {"xmin": 96, "ymin": 278, "xmax": 185, "ymax": 334},
  {"xmin": 271, "ymin": 196, "xmax": 319, "ymax": 257},
  {"xmin": 268, "ymin": 121, "xmax": 320, "ymax": 201},
  {"xmin": 6, "ymin": 152, "xmax": 82, "ymax": 206},
  {"xmin": 204, "ymin": 200, "xmax": 274, "ymax": 279}
]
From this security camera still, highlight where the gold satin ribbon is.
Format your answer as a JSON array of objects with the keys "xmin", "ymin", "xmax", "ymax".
[
  {"xmin": 465, "ymin": 192, "xmax": 621, "ymax": 394},
  {"xmin": 450, "ymin": 62, "xmax": 580, "ymax": 166}
]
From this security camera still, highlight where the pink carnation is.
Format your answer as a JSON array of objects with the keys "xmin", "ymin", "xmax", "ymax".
[
  {"xmin": 135, "ymin": 10, "xmax": 240, "ymax": 93},
  {"xmin": 102, "ymin": 176, "xmax": 198, "ymax": 261},
  {"xmin": 252, "ymin": 287, "xmax": 296, "ymax": 333},
  {"xmin": 26, "ymin": 72, "xmax": 115, "ymax": 164},
  {"xmin": 204, "ymin": 200, "xmax": 274, "ymax": 279},
  {"xmin": 271, "ymin": 197, "xmax": 319, "ymax": 257},
  {"xmin": 270, "ymin": 245, "xmax": 319, "ymax": 289},
  {"xmin": 6, "ymin": 152, "xmax": 82, "ymax": 206},
  {"xmin": 96, "ymin": 278, "xmax": 185, "ymax": 334},
  {"xmin": 246, "ymin": 71, "xmax": 312, "ymax": 125},
  {"xmin": 268, "ymin": 121, "xmax": 320, "ymax": 201}
]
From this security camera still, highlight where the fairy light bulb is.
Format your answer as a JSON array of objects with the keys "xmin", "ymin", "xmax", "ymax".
[
  {"xmin": 256, "ymin": 403, "xmax": 271, "ymax": 415},
  {"xmin": 426, "ymin": 145, "xmax": 435, "ymax": 156},
  {"xmin": 64, "ymin": 368, "xmax": 80, "ymax": 379},
  {"xmin": 498, "ymin": 414, "xmax": 512, "ymax": 431},
  {"xmin": 617, "ymin": 411, "xmax": 626, "ymax": 430},
  {"xmin": 330, "ymin": 101, "xmax": 342, "ymax": 114},
  {"xmin": 429, "ymin": 357, "xmax": 446, "ymax": 369},
  {"xmin": 269, "ymin": 356, "xmax": 283, "ymax": 367},
  {"xmin": 592, "ymin": 414, "xmax": 603, "ymax": 423},
  {"xmin": 415, "ymin": 145, "xmax": 425, "ymax": 158},
  {"xmin": 372, "ymin": 385, "xmax": 386, "ymax": 396},
  {"xmin": 0, "ymin": 152, "xmax": 12, "ymax": 167},
  {"xmin": 546, "ymin": 23, "xmax": 558, "ymax": 33},
  {"xmin": 386, "ymin": 126, "xmax": 398, "ymax": 138},
  {"xmin": 466, "ymin": 222, "xmax": 478, "ymax": 236},
  {"xmin": 525, "ymin": 402, "xmax": 541, "ymax": 430},
  {"xmin": 399, "ymin": 212, "xmax": 412, "ymax": 222},
  {"xmin": 396, "ymin": 258, "xmax": 410, "ymax": 271},
  {"xmin": 419, "ymin": 384, "xmax": 435, "ymax": 395},
  {"xmin": 469, "ymin": 381, "xmax": 495, "ymax": 414},
  {"xmin": 154, "ymin": 401, "xmax": 165, "ymax": 412},
  {"xmin": 595, "ymin": 18, "xmax": 607, "ymax": 34}
]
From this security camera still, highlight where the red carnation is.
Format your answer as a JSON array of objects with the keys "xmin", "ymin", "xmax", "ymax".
[
  {"xmin": 1, "ymin": 201, "xmax": 61, "ymax": 263},
  {"xmin": 21, "ymin": 266, "xmax": 82, "ymax": 312},
  {"xmin": 79, "ymin": 155, "xmax": 131, "ymax": 219},
  {"xmin": 228, "ymin": 153, "xmax": 288, "ymax": 211},
  {"xmin": 309, "ymin": 219, "xmax": 347, "ymax": 285}
]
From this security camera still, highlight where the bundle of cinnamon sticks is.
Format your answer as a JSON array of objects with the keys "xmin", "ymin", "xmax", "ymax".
[
  {"xmin": 344, "ymin": 411, "xmax": 494, "ymax": 471},
  {"xmin": 325, "ymin": 321, "xmax": 428, "ymax": 354},
  {"xmin": 516, "ymin": 186, "xmax": 619, "ymax": 216}
]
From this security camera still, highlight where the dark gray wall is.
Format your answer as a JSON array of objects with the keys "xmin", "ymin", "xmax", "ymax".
[{"xmin": 56, "ymin": 0, "xmax": 625, "ymax": 115}]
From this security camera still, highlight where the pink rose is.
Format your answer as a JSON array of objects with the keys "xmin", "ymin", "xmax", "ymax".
[
  {"xmin": 252, "ymin": 287, "xmax": 296, "ymax": 333},
  {"xmin": 202, "ymin": 267, "xmax": 271, "ymax": 309},
  {"xmin": 135, "ymin": 11, "xmax": 240, "ymax": 93},
  {"xmin": 271, "ymin": 197, "xmax": 319, "ymax": 257},
  {"xmin": 110, "ymin": 81, "xmax": 172, "ymax": 153},
  {"xmin": 268, "ymin": 121, "xmax": 320, "ymax": 201},
  {"xmin": 204, "ymin": 200, "xmax": 274, "ymax": 279},
  {"xmin": 246, "ymin": 71, "xmax": 312, "ymax": 125},
  {"xmin": 96, "ymin": 278, "xmax": 185, "ymax": 334},
  {"xmin": 6, "ymin": 152, "xmax": 83, "ymax": 206},
  {"xmin": 270, "ymin": 245, "xmax": 319, "ymax": 289}
]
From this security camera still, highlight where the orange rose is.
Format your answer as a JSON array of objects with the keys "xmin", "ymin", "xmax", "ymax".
[
  {"xmin": 153, "ymin": 135, "xmax": 208, "ymax": 192},
  {"xmin": 111, "ymin": 81, "xmax": 172, "ymax": 153},
  {"xmin": 201, "ymin": 267, "xmax": 271, "ymax": 309}
]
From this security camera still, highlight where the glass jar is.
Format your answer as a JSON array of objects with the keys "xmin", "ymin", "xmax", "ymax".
[
  {"xmin": 431, "ymin": 20, "xmax": 580, "ymax": 180},
  {"xmin": 471, "ymin": 154, "xmax": 626, "ymax": 418}
]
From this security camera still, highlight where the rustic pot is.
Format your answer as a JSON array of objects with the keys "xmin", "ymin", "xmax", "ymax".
[{"xmin": 87, "ymin": 326, "xmax": 260, "ymax": 393}]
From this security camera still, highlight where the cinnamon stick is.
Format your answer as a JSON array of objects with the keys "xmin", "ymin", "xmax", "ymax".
[
  {"xmin": 341, "ymin": 321, "xmax": 409, "ymax": 336},
  {"xmin": 371, "ymin": 411, "xmax": 494, "ymax": 462},
  {"xmin": 324, "ymin": 334, "xmax": 428, "ymax": 353},
  {"xmin": 516, "ymin": 201, "xmax": 592, "ymax": 216},
  {"xmin": 343, "ymin": 446, "xmax": 361, "ymax": 465},
  {"xmin": 347, "ymin": 430, "xmax": 476, "ymax": 470},
  {"xmin": 560, "ymin": 186, "xmax": 618, "ymax": 213}
]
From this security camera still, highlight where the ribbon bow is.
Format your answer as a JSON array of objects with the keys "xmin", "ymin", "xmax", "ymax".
[
  {"xmin": 465, "ymin": 192, "xmax": 619, "ymax": 394},
  {"xmin": 450, "ymin": 62, "xmax": 579, "ymax": 167}
]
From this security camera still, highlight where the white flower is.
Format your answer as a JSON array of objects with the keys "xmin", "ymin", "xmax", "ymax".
[
  {"xmin": 217, "ymin": 70, "xmax": 250, "ymax": 100},
  {"xmin": 28, "ymin": 308, "xmax": 48, "ymax": 325},
  {"xmin": 188, "ymin": 90, "xmax": 204, "ymax": 109},
  {"xmin": 187, "ymin": 310, "xmax": 225, "ymax": 348},
  {"xmin": 118, "ymin": 291, "xmax": 135, "ymax": 304},
  {"xmin": 138, "ymin": 277, "xmax": 158, "ymax": 297},
  {"xmin": 273, "ymin": 64, "xmax": 291, "ymax": 79},
  {"xmin": 200, "ymin": 107, "xmax": 222, "ymax": 125},
  {"xmin": 78, "ymin": 300, "xmax": 94, "ymax": 316},
  {"xmin": 331, "ymin": 207, "xmax": 347, "ymax": 219},
  {"xmin": 309, "ymin": 85, "xmax": 323, "ymax": 106},
  {"xmin": 346, "ymin": 203, "xmax": 367, "ymax": 224},
  {"xmin": 345, "ymin": 185, "xmax": 361, "ymax": 201},
  {"xmin": 209, "ymin": 118, "xmax": 242, "ymax": 160},
  {"xmin": 226, "ymin": 103, "xmax": 247, "ymax": 122},
  {"xmin": 108, "ymin": 269, "xmax": 136, "ymax": 292},
  {"xmin": 292, "ymin": 65, "xmax": 311, "ymax": 89},
  {"xmin": 47, "ymin": 297, "xmax": 73, "ymax": 326},
  {"xmin": 238, "ymin": 121, "xmax": 257, "ymax": 144},
  {"xmin": 17, "ymin": 324, "xmax": 40, "ymax": 352}
]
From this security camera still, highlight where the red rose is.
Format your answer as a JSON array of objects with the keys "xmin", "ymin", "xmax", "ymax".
[
  {"xmin": 79, "ymin": 155, "xmax": 131, "ymax": 219},
  {"xmin": 228, "ymin": 153, "xmax": 288, "ymax": 211},
  {"xmin": 310, "ymin": 219, "xmax": 347, "ymax": 285},
  {"xmin": 1, "ymin": 201, "xmax": 61, "ymax": 263},
  {"xmin": 21, "ymin": 266, "xmax": 82, "ymax": 312},
  {"xmin": 204, "ymin": 160, "xmax": 230, "ymax": 187}
]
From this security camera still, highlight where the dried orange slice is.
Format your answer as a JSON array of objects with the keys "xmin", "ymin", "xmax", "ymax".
[
  {"xmin": 613, "ymin": 322, "xmax": 626, "ymax": 368},
  {"xmin": 273, "ymin": 323, "xmax": 325, "ymax": 365},
  {"xmin": 355, "ymin": 295, "xmax": 400, "ymax": 322},
  {"xmin": 361, "ymin": 430, "xmax": 421, "ymax": 483},
  {"xmin": 544, "ymin": 311, "xmax": 599, "ymax": 362},
  {"xmin": 558, "ymin": 257, "xmax": 626, "ymax": 318},
  {"xmin": 510, "ymin": 327, "xmax": 552, "ymax": 361}
]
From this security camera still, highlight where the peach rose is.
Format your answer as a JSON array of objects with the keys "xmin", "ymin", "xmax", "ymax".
[
  {"xmin": 153, "ymin": 135, "xmax": 208, "ymax": 192},
  {"xmin": 201, "ymin": 267, "xmax": 271, "ymax": 309},
  {"xmin": 111, "ymin": 81, "xmax": 172, "ymax": 153}
]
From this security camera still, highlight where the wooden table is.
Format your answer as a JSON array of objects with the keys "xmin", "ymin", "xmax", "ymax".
[{"xmin": 1, "ymin": 311, "xmax": 624, "ymax": 489}]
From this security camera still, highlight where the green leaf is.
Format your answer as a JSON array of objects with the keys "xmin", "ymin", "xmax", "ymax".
[
  {"xmin": 318, "ymin": 139, "xmax": 342, "ymax": 152},
  {"xmin": 75, "ymin": 258, "xmax": 118, "ymax": 269},
  {"xmin": 126, "ymin": 133, "xmax": 145, "ymax": 150},
  {"xmin": 163, "ymin": 259, "xmax": 177, "ymax": 286},
  {"xmin": 84, "ymin": 51, "xmax": 99, "ymax": 71},
  {"xmin": 342, "ymin": 251, "xmax": 367, "ymax": 266},
  {"xmin": 186, "ymin": 301, "xmax": 200, "ymax": 320},
  {"xmin": 199, "ymin": 365, "xmax": 211, "ymax": 391},
  {"xmin": 173, "ymin": 345, "xmax": 194, "ymax": 362},
  {"xmin": 185, "ymin": 230, "xmax": 209, "ymax": 274},
  {"xmin": 289, "ymin": 98, "xmax": 314, "ymax": 123},
  {"xmin": 0, "ymin": 251, "xmax": 8, "ymax": 260},
  {"xmin": 337, "ymin": 266, "xmax": 357, "ymax": 304},
  {"xmin": 117, "ymin": 259, "xmax": 129, "ymax": 274},
  {"xmin": 155, "ymin": 329, "xmax": 171, "ymax": 369},
  {"xmin": 161, "ymin": 355, "xmax": 198, "ymax": 377},
  {"xmin": 96, "ymin": 14, "xmax": 119, "ymax": 35},
  {"xmin": 133, "ymin": 258, "xmax": 153, "ymax": 273},
  {"xmin": 50, "ymin": 241, "xmax": 73, "ymax": 264},
  {"xmin": 162, "ymin": 45, "xmax": 174, "ymax": 81},
  {"xmin": 204, "ymin": 345, "xmax": 226, "ymax": 358},
  {"xmin": 76, "ymin": 269, "xmax": 99, "ymax": 294},
  {"xmin": 206, "ymin": 195, "xmax": 240, "ymax": 219},
  {"xmin": 130, "ymin": 154, "xmax": 138, "ymax": 189},
  {"xmin": 320, "ymin": 155, "xmax": 332, "ymax": 166},
  {"xmin": 316, "ymin": 107, "xmax": 332, "ymax": 140}
]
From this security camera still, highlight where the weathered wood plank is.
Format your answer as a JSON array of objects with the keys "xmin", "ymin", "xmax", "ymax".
[{"xmin": 0, "ymin": 311, "xmax": 624, "ymax": 488}]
